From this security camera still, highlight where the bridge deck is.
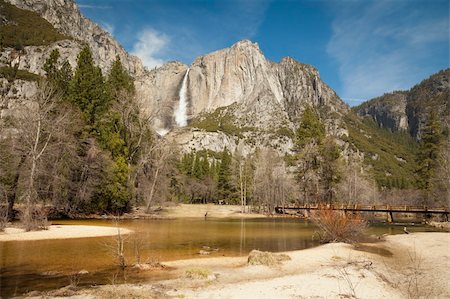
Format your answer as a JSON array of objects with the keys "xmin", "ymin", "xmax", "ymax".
[{"xmin": 276, "ymin": 205, "xmax": 449, "ymax": 214}]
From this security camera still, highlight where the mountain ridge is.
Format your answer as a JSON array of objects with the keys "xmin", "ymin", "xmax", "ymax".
[{"xmin": 355, "ymin": 69, "xmax": 449, "ymax": 139}]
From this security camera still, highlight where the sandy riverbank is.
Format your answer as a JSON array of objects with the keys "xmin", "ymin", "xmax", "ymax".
[
  {"xmin": 44, "ymin": 232, "xmax": 449, "ymax": 299},
  {"xmin": 0, "ymin": 225, "xmax": 132, "ymax": 242},
  {"xmin": 154, "ymin": 203, "xmax": 266, "ymax": 219}
]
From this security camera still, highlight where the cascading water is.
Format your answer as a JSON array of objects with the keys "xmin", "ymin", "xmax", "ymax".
[{"xmin": 175, "ymin": 69, "xmax": 190, "ymax": 127}]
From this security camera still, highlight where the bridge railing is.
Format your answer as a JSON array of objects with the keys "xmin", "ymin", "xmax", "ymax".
[{"xmin": 279, "ymin": 203, "xmax": 448, "ymax": 213}]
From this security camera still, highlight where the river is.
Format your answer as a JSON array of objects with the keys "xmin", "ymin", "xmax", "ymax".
[{"xmin": 0, "ymin": 217, "xmax": 439, "ymax": 297}]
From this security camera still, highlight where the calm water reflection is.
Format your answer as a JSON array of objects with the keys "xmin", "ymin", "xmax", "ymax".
[{"xmin": 0, "ymin": 217, "xmax": 439, "ymax": 297}]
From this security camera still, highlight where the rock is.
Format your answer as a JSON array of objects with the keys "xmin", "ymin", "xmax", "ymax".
[
  {"xmin": 199, "ymin": 250, "xmax": 210, "ymax": 255},
  {"xmin": 77, "ymin": 270, "xmax": 89, "ymax": 275}
]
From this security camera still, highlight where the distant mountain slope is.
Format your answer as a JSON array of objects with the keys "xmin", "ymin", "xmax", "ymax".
[{"xmin": 355, "ymin": 69, "xmax": 450, "ymax": 139}]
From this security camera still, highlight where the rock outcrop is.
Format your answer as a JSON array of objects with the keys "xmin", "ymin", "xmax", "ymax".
[{"xmin": 4, "ymin": 0, "xmax": 144, "ymax": 76}]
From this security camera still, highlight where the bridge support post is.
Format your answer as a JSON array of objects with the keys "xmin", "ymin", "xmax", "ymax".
[
  {"xmin": 305, "ymin": 209, "xmax": 310, "ymax": 218},
  {"xmin": 387, "ymin": 211, "xmax": 394, "ymax": 223}
]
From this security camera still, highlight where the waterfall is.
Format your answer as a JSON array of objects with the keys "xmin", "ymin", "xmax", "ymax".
[{"xmin": 175, "ymin": 69, "xmax": 190, "ymax": 127}]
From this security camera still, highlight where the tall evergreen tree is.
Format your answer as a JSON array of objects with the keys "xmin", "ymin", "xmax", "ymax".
[
  {"xmin": 43, "ymin": 50, "xmax": 72, "ymax": 96},
  {"xmin": 43, "ymin": 49, "xmax": 60, "ymax": 80},
  {"xmin": 217, "ymin": 148, "xmax": 236, "ymax": 202},
  {"xmin": 107, "ymin": 56, "xmax": 134, "ymax": 95},
  {"xmin": 416, "ymin": 112, "xmax": 443, "ymax": 194},
  {"xmin": 294, "ymin": 105, "xmax": 325, "ymax": 149},
  {"xmin": 69, "ymin": 46, "xmax": 108, "ymax": 127}
]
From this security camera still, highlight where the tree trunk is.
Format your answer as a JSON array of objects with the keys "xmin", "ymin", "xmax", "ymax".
[{"xmin": 146, "ymin": 166, "xmax": 160, "ymax": 212}]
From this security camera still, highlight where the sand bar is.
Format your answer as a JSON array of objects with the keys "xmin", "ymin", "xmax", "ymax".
[
  {"xmin": 0, "ymin": 225, "xmax": 132, "ymax": 242},
  {"xmin": 78, "ymin": 232, "xmax": 450, "ymax": 299}
]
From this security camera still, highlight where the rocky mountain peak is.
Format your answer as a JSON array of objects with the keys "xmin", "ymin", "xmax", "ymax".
[
  {"xmin": 5, "ymin": 0, "xmax": 144, "ymax": 76},
  {"xmin": 279, "ymin": 56, "xmax": 319, "ymax": 77}
]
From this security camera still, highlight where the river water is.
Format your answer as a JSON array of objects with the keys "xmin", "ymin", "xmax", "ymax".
[{"xmin": 0, "ymin": 218, "xmax": 439, "ymax": 297}]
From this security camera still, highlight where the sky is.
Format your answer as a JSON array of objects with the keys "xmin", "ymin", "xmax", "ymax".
[{"xmin": 78, "ymin": 0, "xmax": 449, "ymax": 106}]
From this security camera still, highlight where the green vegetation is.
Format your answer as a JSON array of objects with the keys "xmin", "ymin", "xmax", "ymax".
[
  {"xmin": 293, "ymin": 106, "xmax": 342, "ymax": 202},
  {"xmin": 343, "ymin": 112, "xmax": 418, "ymax": 188},
  {"xmin": 294, "ymin": 106, "xmax": 326, "ymax": 148},
  {"xmin": 273, "ymin": 126, "xmax": 295, "ymax": 139},
  {"xmin": 43, "ymin": 49, "xmax": 72, "ymax": 93},
  {"xmin": 189, "ymin": 105, "xmax": 254, "ymax": 138},
  {"xmin": 217, "ymin": 148, "xmax": 237, "ymax": 202},
  {"xmin": 0, "ymin": 46, "xmax": 154, "ymax": 217},
  {"xmin": 0, "ymin": 66, "xmax": 41, "ymax": 81},
  {"xmin": 176, "ymin": 148, "xmax": 239, "ymax": 204},
  {"xmin": 0, "ymin": 0, "xmax": 69, "ymax": 48},
  {"xmin": 415, "ymin": 112, "xmax": 443, "ymax": 192}
]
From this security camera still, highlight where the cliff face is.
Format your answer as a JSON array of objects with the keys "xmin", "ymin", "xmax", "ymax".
[
  {"xmin": 355, "ymin": 92, "xmax": 409, "ymax": 132},
  {"xmin": 4, "ymin": 0, "xmax": 144, "ymax": 76},
  {"xmin": 133, "ymin": 39, "xmax": 351, "ymax": 156},
  {"xmin": 355, "ymin": 69, "xmax": 450, "ymax": 139},
  {"xmin": 139, "ymin": 40, "xmax": 349, "ymax": 136}
]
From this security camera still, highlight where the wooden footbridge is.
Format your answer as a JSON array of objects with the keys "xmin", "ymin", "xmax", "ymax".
[{"xmin": 275, "ymin": 204, "xmax": 449, "ymax": 222}]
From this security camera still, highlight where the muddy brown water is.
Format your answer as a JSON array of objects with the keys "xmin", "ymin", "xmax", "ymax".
[{"xmin": 0, "ymin": 217, "xmax": 440, "ymax": 297}]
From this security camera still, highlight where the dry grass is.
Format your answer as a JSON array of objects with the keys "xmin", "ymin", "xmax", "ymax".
[
  {"xmin": 185, "ymin": 267, "xmax": 212, "ymax": 279},
  {"xmin": 247, "ymin": 250, "xmax": 291, "ymax": 267},
  {"xmin": 312, "ymin": 208, "xmax": 367, "ymax": 243},
  {"xmin": 91, "ymin": 284, "xmax": 168, "ymax": 299}
]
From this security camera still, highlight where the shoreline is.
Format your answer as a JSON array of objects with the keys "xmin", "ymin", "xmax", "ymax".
[
  {"xmin": 37, "ymin": 232, "xmax": 449, "ymax": 299},
  {"xmin": 0, "ymin": 225, "xmax": 132, "ymax": 242}
]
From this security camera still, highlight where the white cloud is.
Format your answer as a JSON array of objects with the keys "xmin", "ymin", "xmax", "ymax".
[
  {"xmin": 327, "ymin": 0, "xmax": 448, "ymax": 104},
  {"xmin": 131, "ymin": 28, "xmax": 170, "ymax": 69}
]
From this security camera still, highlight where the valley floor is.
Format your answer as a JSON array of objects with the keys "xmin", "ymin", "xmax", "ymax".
[{"xmin": 39, "ymin": 232, "xmax": 449, "ymax": 299}]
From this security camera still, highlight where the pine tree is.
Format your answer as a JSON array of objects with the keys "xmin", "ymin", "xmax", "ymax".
[
  {"xmin": 293, "ymin": 106, "xmax": 325, "ymax": 202},
  {"xmin": 217, "ymin": 148, "xmax": 236, "ymax": 202},
  {"xmin": 43, "ymin": 50, "xmax": 72, "ymax": 96},
  {"xmin": 107, "ymin": 56, "xmax": 134, "ymax": 95},
  {"xmin": 43, "ymin": 49, "xmax": 60, "ymax": 80},
  {"xmin": 319, "ymin": 137, "xmax": 342, "ymax": 202},
  {"xmin": 294, "ymin": 105, "xmax": 325, "ymax": 149},
  {"xmin": 56, "ymin": 60, "xmax": 72, "ymax": 96},
  {"xmin": 416, "ymin": 112, "xmax": 443, "ymax": 193},
  {"xmin": 69, "ymin": 46, "xmax": 108, "ymax": 126}
]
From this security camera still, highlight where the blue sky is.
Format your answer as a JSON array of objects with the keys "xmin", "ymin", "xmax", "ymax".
[{"xmin": 78, "ymin": 0, "xmax": 449, "ymax": 106}]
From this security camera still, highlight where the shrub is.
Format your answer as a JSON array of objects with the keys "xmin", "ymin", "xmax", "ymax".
[
  {"xmin": 20, "ymin": 206, "xmax": 49, "ymax": 231},
  {"xmin": 0, "ymin": 66, "xmax": 41, "ymax": 81},
  {"xmin": 312, "ymin": 207, "xmax": 367, "ymax": 243}
]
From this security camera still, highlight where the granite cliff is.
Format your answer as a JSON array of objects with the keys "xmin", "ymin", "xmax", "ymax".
[{"xmin": 355, "ymin": 69, "xmax": 450, "ymax": 140}]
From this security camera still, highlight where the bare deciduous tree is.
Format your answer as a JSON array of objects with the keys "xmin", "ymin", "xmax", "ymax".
[
  {"xmin": 253, "ymin": 148, "xmax": 297, "ymax": 214},
  {"xmin": 337, "ymin": 157, "xmax": 379, "ymax": 205},
  {"xmin": 13, "ymin": 81, "xmax": 74, "ymax": 230}
]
